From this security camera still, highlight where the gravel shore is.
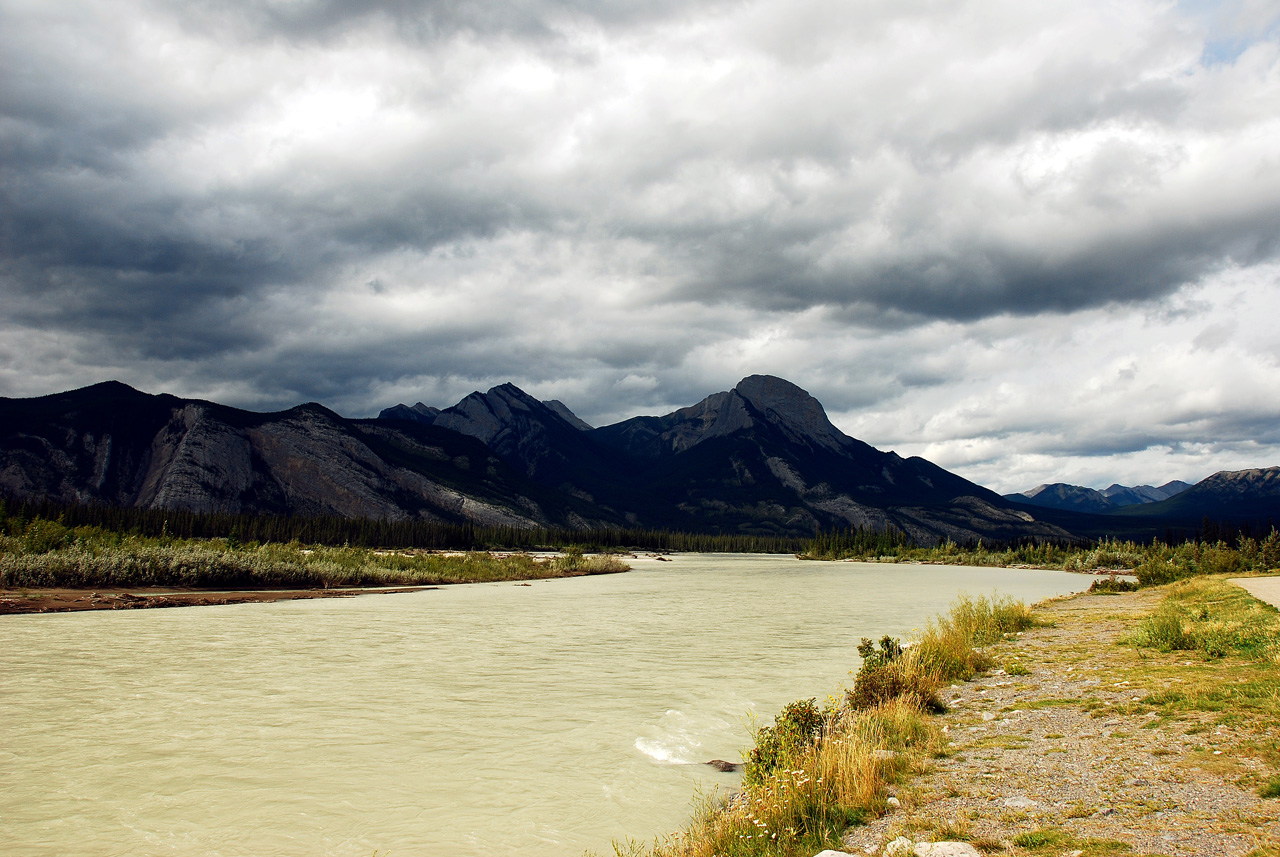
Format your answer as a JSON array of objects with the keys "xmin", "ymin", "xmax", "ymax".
[{"xmin": 841, "ymin": 588, "xmax": 1280, "ymax": 856}]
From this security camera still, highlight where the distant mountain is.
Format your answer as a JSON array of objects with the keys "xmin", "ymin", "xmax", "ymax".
[
  {"xmin": 1006, "ymin": 480, "xmax": 1192, "ymax": 514},
  {"xmin": 1111, "ymin": 468, "xmax": 1280, "ymax": 524},
  {"xmin": 1102, "ymin": 481, "xmax": 1193, "ymax": 506},
  {"xmin": 1006, "ymin": 483, "xmax": 1113, "ymax": 514},
  {"xmin": 377, "ymin": 402, "xmax": 439, "ymax": 424},
  {"xmin": 0, "ymin": 382, "xmax": 612, "ymax": 528}
]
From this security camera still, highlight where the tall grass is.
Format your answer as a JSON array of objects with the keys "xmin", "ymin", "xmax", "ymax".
[
  {"xmin": 620, "ymin": 699, "xmax": 934, "ymax": 857},
  {"xmin": 0, "ymin": 519, "xmax": 628, "ymax": 589},
  {"xmin": 612, "ymin": 594, "xmax": 1032, "ymax": 857},
  {"xmin": 1129, "ymin": 577, "xmax": 1280, "ymax": 661}
]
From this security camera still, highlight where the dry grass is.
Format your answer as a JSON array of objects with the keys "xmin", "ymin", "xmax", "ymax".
[{"xmin": 607, "ymin": 594, "xmax": 1035, "ymax": 857}]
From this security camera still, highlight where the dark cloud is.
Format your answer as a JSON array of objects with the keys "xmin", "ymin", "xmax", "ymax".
[{"xmin": 2, "ymin": 0, "xmax": 1280, "ymax": 491}]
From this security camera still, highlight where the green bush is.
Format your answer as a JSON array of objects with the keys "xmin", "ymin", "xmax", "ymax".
[
  {"xmin": 1135, "ymin": 557, "xmax": 1187, "ymax": 586},
  {"xmin": 1088, "ymin": 578, "xmax": 1139, "ymax": 594},
  {"xmin": 743, "ymin": 698, "xmax": 825, "ymax": 788},
  {"xmin": 21, "ymin": 519, "xmax": 71, "ymax": 554},
  {"xmin": 1134, "ymin": 610, "xmax": 1193, "ymax": 651},
  {"xmin": 847, "ymin": 662, "xmax": 945, "ymax": 713}
]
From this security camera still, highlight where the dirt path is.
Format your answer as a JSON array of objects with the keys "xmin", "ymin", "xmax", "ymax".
[
  {"xmin": 1230, "ymin": 576, "xmax": 1280, "ymax": 610},
  {"xmin": 841, "ymin": 589, "xmax": 1280, "ymax": 856}
]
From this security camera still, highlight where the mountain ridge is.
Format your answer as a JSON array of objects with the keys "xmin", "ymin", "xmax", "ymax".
[{"xmin": 6, "ymin": 378, "xmax": 1276, "ymax": 541}]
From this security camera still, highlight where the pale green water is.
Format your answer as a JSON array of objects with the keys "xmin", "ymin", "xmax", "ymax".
[{"xmin": 0, "ymin": 555, "xmax": 1087, "ymax": 856}]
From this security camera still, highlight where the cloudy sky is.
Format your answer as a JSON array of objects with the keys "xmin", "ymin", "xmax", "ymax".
[{"xmin": 2, "ymin": 0, "xmax": 1279, "ymax": 494}]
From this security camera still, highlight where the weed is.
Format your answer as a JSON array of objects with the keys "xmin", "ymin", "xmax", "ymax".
[
  {"xmin": 1260, "ymin": 775, "xmax": 1280, "ymax": 799},
  {"xmin": 1012, "ymin": 829, "xmax": 1063, "ymax": 848}
]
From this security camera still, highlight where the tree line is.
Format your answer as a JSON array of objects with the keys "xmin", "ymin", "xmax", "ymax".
[{"xmin": 0, "ymin": 495, "xmax": 807, "ymax": 554}]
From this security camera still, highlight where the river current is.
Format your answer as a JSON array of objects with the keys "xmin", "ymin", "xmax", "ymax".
[{"xmin": 0, "ymin": 554, "xmax": 1088, "ymax": 856}]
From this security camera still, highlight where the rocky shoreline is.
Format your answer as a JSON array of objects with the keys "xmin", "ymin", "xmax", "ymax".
[
  {"xmin": 832, "ymin": 587, "xmax": 1280, "ymax": 856},
  {"xmin": 0, "ymin": 585, "xmax": 440, "ymax": 615}
]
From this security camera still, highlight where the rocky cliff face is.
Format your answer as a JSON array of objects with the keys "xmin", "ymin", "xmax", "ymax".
[{"xmin": 0, "ymin": 383, "xmax": 600, "ymax": 527}]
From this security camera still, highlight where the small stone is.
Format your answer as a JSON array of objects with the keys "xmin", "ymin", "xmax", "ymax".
[
  {"xmin": 886, "ymin": 796, "xmax": 901, "ymax": 808},
  {"xmin": 883, "ymin": 836, "xmax": 914, "ymax": 857},
  {"xmin": 913, "ymin": 844, "xmax": 981, "ymax": 857},
  {"xmin": 873, "ymin": 749, "xmax": 898, "ymax": 761},
  {"xmin": 981, "ymin": 712, "xmax": 997, "ymax": 721},
  {"xmin": 814, "ymin": 851, "xmax": 854, "ymax": 857},
  {"xmin": 1003, "ymin": 796, "xmax": 1037, "ymax": 809},
  {"xmin": 1065, "ymin": 851, "xmax": 1084, "ymax": 857}
]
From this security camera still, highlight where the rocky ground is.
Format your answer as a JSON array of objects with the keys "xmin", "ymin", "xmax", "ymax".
[{"xmin": 840, "ymin": 588, "xmax": 1280, "ymax": 857}]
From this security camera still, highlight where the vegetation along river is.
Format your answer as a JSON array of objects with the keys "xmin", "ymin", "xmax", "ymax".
[{"xmin": 0, "ymin": 554, "xmax": 1089, "ymax": 856}]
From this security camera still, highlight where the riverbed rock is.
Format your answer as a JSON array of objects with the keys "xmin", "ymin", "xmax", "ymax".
[
  {"xmin": 883, "ymin": 837, "xmax": 914, "ymax": 856},
  {"xmin": 705, "ymin": 759, "xmax": 741, "ymax": 772},
  {"xmin": 913, "ymin": 844, "xmax": 981, "ymax": 857},
  {"xmin": 813, "ymin": 851, "xmax": 854, "ymax": 857}
]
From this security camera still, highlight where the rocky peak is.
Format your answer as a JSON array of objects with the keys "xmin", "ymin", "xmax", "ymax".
[
  {"xmin": 377, "ymin": 402, "xmax": 439, "ymax": 424},
  {"xmin": 542, "ymin": 399, "xmax": 592, "ymax": 431},
  {"xmin": 732, "ymin": 375, "xmax": 849, "ymax": 453},
  {"xmin": 1195, "ymin": 466, "xmax": 1280, "ymax": 496}
]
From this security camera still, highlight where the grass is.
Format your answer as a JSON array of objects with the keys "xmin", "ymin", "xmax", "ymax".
[
  {"xmin": 1127, "ymin": 577, "xmax": 1280, "ymax": 661},
  {"xmin": 605, "ymin": 594, "xmax": 1035, "ymax": 857},
  {"xmin": 1007, "ymin": 828, "xmax": 1133, "ymax": 855},
  {"xmin": 0, "ymin": 522, "xmax": 629, "ymax": 589}
]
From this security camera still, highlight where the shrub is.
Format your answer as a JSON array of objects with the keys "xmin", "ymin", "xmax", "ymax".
[
  {"xmin": 1088, "ymin": 577, "xmax": 1139, "ymax": 594},
  {"xmin": 21, "ymin": 519, "xmax": 71, "ymax": 554},
  {"xmin": 847, "ymin": 661, "xmax": 945, "ymax": 713},
  {"xmin": 1135, "ymin": 557, "xmax": 1187, "ymax": 586},
  {"xmin": 744, "ymin": 698, "xmax": 825, "ymax": 788},
  {"xmin": 1134, "ymin": 610, "xmax": 1193, "ymax": 652}
]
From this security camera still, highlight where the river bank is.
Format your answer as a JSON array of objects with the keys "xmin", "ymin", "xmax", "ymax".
[
  {"xmin": 0, "ymin": 584, "xmax": 445, "ymax": 614},
  {"xmin": 838, "ymin": 581, "xmax": 1280, "ymax": 856}
]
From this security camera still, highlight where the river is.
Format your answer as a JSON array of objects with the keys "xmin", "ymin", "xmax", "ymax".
[{"xmin": 0, "ymin": 554, "xmax": 1088, "ymax": 856}]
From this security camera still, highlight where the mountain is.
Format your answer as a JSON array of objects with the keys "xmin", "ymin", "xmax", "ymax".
[
  {"xmin": 1006, "ymin": 480, "xmax": 1193, "ymax": 514},
  {"xmin": 1101, "ymin": 481, "xmax": 1192, "ymax": 507},
  {"xmin": 22, "ymin": 375, "xmax": 1251, "ymax": 543},
  {"xmin": 0, "ymin": 382, "xmax": 612, "ymax": 528},
  {"xmin": 584, "ymin": 375, "xmax": 1074, "ymax": 543},
  {"xmin": 1111, "ymin": 468, "xmax": 1280, "ymax": 524},
  {"xmin": 377, "ymin": 402, "xmax": 439, "ymax": 424},
  {"xmin": 1005, "ymin": 483, "xmax": 1113, "ymax": 514},
  {"xmin": 424, "ymin": 385, "xmax": 634, "ymax": 505}
]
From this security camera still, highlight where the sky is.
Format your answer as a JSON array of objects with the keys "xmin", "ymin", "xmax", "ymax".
[{"xmin": 2, "ymin": 0, "xmax": 1279, "ymax": 495}]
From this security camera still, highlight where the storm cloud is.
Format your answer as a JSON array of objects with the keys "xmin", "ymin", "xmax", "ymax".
[{"xmin": 2, "ymin": 0, "xmax": 1279, "ymax": 492}]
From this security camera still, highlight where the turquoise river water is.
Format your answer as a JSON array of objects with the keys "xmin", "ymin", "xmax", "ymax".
[{"xmin": 0, "ymin": 554, "xmax": 1090, "ymax": 856}]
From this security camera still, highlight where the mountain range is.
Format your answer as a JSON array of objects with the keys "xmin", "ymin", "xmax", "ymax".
[
  {"xmin": 1, "ymin": 376, "xmax": 1275, "ymax": 542},
  {"xmin": 1004, "ymin": 481, "xmax": 1193, "ymax": 515}
]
